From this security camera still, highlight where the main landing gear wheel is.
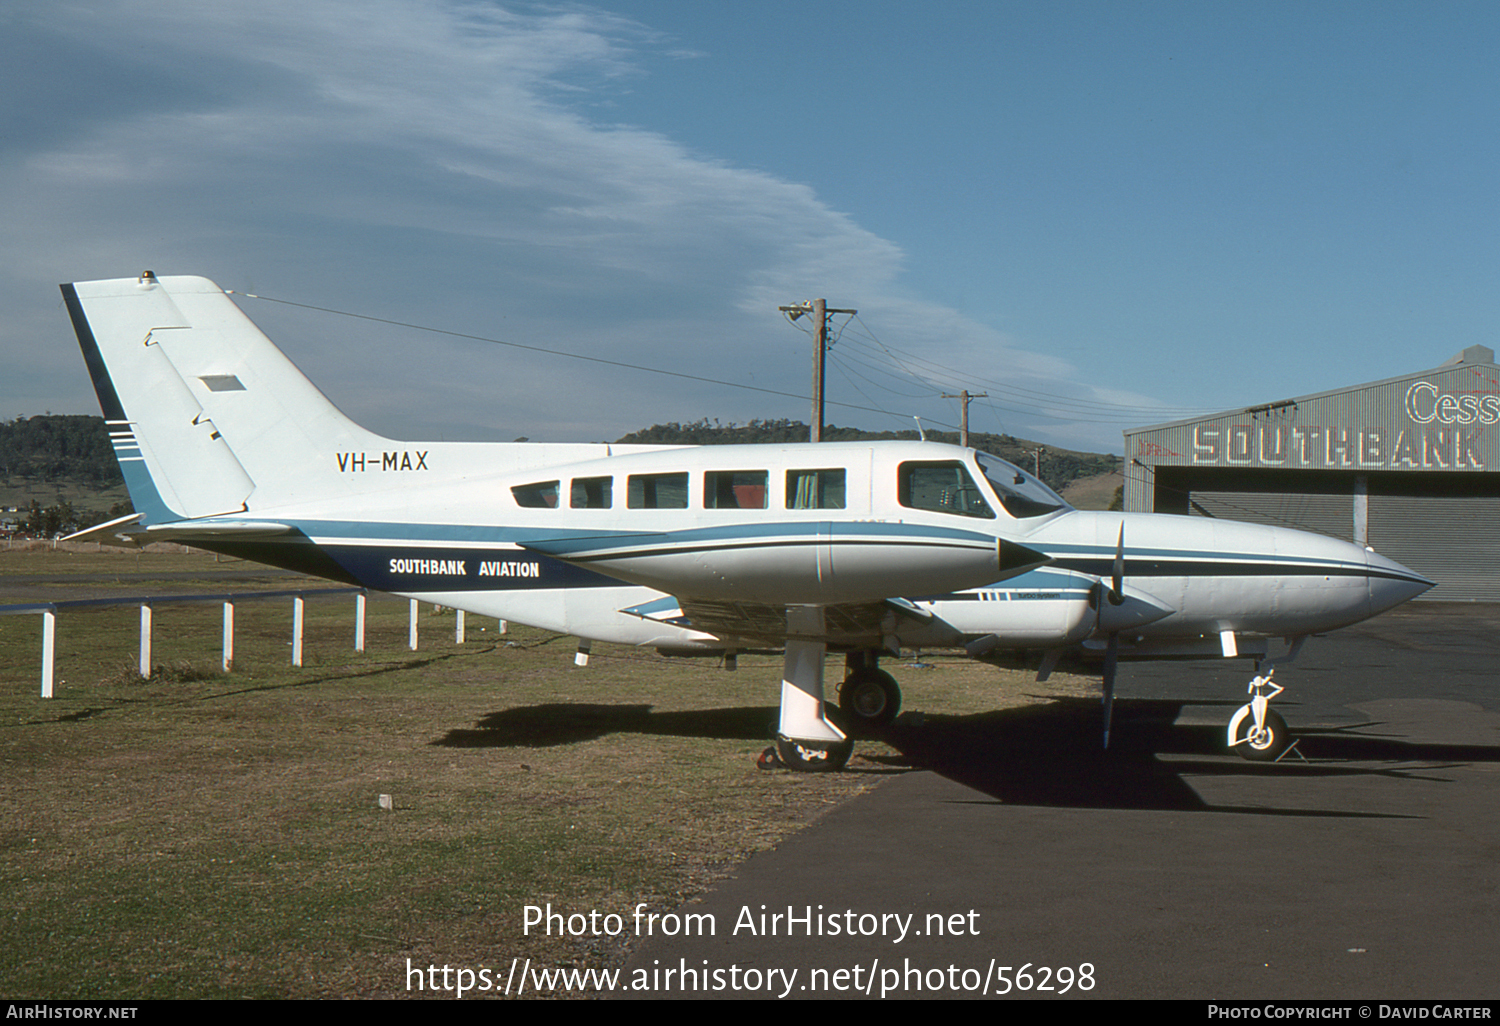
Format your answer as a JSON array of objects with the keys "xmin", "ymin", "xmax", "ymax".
[
  {"xmin": 771, "ymin": 737, "xmax": 854, "ymax": 773},
  {"xmin": 837, "ymin": 668, "xmax": 902, "ymax": 735},
  {"xmin": 1232, "ymin": 708, "xmax": 1291, "ymax": 762}
]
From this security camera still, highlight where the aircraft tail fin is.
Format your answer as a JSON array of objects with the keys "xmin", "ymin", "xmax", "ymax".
[{"xmin": 62, "ymin": 272, "xmax": 390, "ymax": 525}]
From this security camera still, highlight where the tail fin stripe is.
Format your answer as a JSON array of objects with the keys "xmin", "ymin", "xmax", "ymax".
[{"xmin": 61, "ymin": 284, "xmax": 127, "ymax": 421}]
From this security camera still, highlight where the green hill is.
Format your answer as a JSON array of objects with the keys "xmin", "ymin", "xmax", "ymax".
[
  {"xmin": 0, "ymin": 416, "xmax": 129, "ymax": 533},
  {"xmin": 0, "ymin": 414, "xmax": 121, "ymax": 486}
]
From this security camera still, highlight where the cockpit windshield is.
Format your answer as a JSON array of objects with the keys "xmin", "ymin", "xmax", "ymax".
[{"xmin": 974, "ymin": 451, "xmax": 1069, "ymax": 519}]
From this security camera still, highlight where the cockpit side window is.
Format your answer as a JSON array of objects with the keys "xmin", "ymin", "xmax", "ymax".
[
  {"xmin": 974, "ymin": 451, "xmax": 1067, "ymax": 518},
  {"xmin": 897, "ymin": 461, "xmax": 995, "ymax": 519}
]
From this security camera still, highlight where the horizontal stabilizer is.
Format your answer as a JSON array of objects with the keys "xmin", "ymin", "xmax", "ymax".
[
  {"xmin": 61, "ymin": 513, "xmax": 293, "ymax": 548},
  {"xmin": 60, "ymin": 512, "xmax": 144, "ymax": 546},
  {"xmin": 141, "ymin": 520, "xmax": 295, "ymax": 538}
]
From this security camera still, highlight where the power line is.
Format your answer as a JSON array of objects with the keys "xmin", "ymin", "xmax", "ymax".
[
  {"xmin": 229, "ymin": 287, "xmax": 1183, "ymax": 439},
  {"xmin": 227, "ymin": 289, "xmax": 947, "ymax": 428}
]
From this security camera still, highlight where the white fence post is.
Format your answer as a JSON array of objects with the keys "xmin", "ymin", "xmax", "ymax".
[
  {"xmin": 292, "ymin": 596, "xmax": 305, "ymax": 667},
  {"xmin": 456, "ymin": 609, "xmax": 465, "ymax": 644},
  {"xmin": 409, "ymin": 599, "xmax": 419, "ymax": 651},
  {"xmin": 139, "ymin": 604, "xmax": 153, "ymax": 678},
  {"xmin": 354, "ymin": 592, "xmax": 366, "ymax": 653},
  {"xmin": 222, "ymin": 602, "xmax": 234, "ymax": 673},
  {"xmin": 41, "ymin": 610, "xmax": 56, "ymax": 699},
  {"xmin": 10, "ymin": 587, "xmax": 366, "ymax": 691}
]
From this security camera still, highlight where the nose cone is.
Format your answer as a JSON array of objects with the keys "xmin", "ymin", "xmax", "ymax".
[{"xmin": 1365, "ymin": 548, "xmax": 1435, "ymax": 614}]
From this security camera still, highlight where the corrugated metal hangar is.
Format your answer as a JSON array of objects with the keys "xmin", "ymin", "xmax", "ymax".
[{"xmin": 1123, "ymin": 345, "xmax": 1500, "ymax": 601}]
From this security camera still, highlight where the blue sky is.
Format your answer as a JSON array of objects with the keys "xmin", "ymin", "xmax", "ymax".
[{"xmin": 3, "ymin": 1, "xmax": 1497, "ymax": 454}]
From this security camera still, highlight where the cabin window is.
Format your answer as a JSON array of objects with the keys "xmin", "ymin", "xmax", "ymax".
[
  {"xmin": 704, "ymin": 470, "xmax": 768, "ymax": 509},
  {"xmin": 786, "ymin": 468, "xmax": 846, "ymax": 509},
  {"xmin": 570, "ymin": 476, "xmax": 612, "ymax": 509},
  {"xmin": 512, "ymin": 480, "xmax": 560, "ymax": 508},
  {"xmin": 627, "ymin": 472, "xmax": 689, "ymax": 509},
  {"xmin": 898, "ymin": 461, "xmax": 994, "ymax": 519}
]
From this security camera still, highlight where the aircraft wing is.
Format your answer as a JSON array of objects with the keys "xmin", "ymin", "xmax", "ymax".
[{"xmin": 622, "ymin": 594, "xmax": 963, "ymax": 650}]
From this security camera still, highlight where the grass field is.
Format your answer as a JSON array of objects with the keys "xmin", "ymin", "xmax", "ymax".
[{"xmin": 0, "ymin": 546, "xmax": 1093, "ymax": 998}]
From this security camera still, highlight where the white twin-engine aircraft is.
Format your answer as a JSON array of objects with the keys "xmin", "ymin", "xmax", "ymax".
[{"xmin": 62, "ymin": 273, "xmax": 1433, "ymax": 771}]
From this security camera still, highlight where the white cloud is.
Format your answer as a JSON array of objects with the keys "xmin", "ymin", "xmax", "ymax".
[{"xmin": 1, "ymin": 0, "xmax": 1177, "ymax": 452}]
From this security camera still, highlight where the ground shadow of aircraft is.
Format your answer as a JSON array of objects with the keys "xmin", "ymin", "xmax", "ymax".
[
  {"xmin": 433, "ymin": 696, "xmax": 1497, "ymax": 817},
  {"xmin": 879, "ymin": 697, "xmax": 1499, "ymax": 816},
  {"xmin": 433, "ymin": 703, "xmax": 781, "ymax": 748}
]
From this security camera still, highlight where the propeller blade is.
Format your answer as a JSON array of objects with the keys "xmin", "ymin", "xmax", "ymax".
[
  {"xmin": 1110, "ymin": 523, "xmax": 1125, "ymax": 604},
  {"xmin": 1101, "ymin": 630, "xmax": 1119, "ymax": 749},
  {"xmin": 1100, "ymin": 524, "xmax": 1125, "ymax": 747}
]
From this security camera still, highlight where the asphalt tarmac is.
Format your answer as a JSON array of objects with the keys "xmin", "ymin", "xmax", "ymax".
[{"xmin": 623, "ymin": 603, "xmax": 1500, "ymax": 1000}]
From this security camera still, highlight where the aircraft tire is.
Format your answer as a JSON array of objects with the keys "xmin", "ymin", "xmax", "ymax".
[
  {"xmin": 837, "ymin": 668, "xmax": 902, "ymax": 735},
  {"xmin": 1232, "ymin": 708, "xmax": 1291, "ymax": 761},
  {"xmin": 775, "ymin": 737, "xmax": 854, "ymax": 773}
]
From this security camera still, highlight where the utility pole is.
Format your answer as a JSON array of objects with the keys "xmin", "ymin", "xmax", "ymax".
[
  {"xmin": 941, "ymin": 390, "xmax": 988, "ymax": 448},
  {"xmin": 780, "ymin": 299, "xmax": 856, "ymax": 442}
]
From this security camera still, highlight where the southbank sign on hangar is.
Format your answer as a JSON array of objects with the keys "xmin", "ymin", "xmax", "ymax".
[{"xmin": 1123, "ymin": 345, "xmax": 1500, "ymax": 601}]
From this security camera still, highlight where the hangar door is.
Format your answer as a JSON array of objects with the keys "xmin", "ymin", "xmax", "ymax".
[
  {"xmin": 1187, "ymin": 491, "xmax": 1355, "ymax": 543},
  {"xmin": 1366, "ymin": 496, "xmax": 1500, "ymax": 602},
  {"xmin": 1188, "ymin": 490, "xmax": 1500, "ymax": 601}
]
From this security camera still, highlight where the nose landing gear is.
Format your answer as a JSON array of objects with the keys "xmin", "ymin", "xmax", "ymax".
[{"xmin": 1227, "ymin": 670, "xmax": 1294, "ymax": 761}]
